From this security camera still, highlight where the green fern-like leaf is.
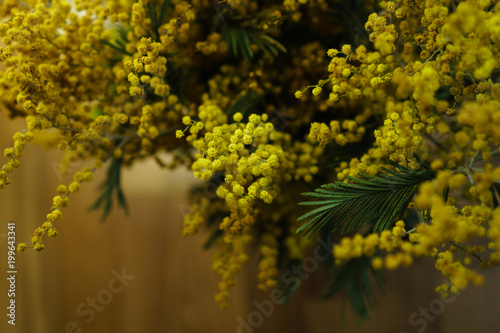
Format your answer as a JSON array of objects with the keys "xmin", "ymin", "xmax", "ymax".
[
  {"xmin": 88, "ymin": 158, "xmax": 130, "ymax": 222},
  {"xmin": 221, "ymin": 9, "xmax": 287, "ymax": 61},
  {"xmin": 322, "ymin": 256, "xmax": 384, "ymax": 326},
  {"xmin": 100, "ymin": 39, "xmax": 132, "ymax": 56},
  {"xmin": 296, "ymin": 163, "xmax": 436, "ymax": 238},
  {"xmin": 145, "ymin": 0, "xmax": 173, "ymax": 41},
  {"xmin": 223, "ymin": 25, "xmax": 254, "ymax": 60},
  {"xmin": 226, "ymin": 91, "xmax": 261, "ymax": 119},
  {"xmin": 490, "ymin": 182, "xmax": 500, "ymax": 208},
  {"xmin": 100, "ymin": 23, "xmax": 132, "ymax": 58}
]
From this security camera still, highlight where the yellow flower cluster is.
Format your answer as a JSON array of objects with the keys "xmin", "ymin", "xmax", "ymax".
[
  {"xmin": 333, "ymin": 158, "xmax": 500, "ymax": 293},
  {"xmin": 298, "ymin": 0, "xmax": 500, "ymax": 174},
  {"xmin": 124, "ymin": 37, "xmax": 168, "ymax": 97},
  {"xmin": 17, "ymin": 166, "xmax": 97, "ymax": 251},
  {"xmin": 181, "ymin": 98, "xmax": 321, "ymax": 243},
  {"xmin": 333, "ymin": 221, "xmax": 417, "ymax": 269},
  {"xmin": 298, "ymin": 0, "xmax": 500, "ymax": 302},
  {"xmin": 257, "ymin": 225, "xmax": 281, "ymax": 291},
  {"xmin": 334, "ymin": 219, "xmax": 487, "ymax": 294},
  {"xmin": 2, "ymin": 131, "xmax": 33, "ymax": 188},
  {"xmin": 2, "ymin": 0, "xmax": 500, "ymax": 314},
  {"xmin": 195, "ymin": 32, "xmax": 227, "ymax": 55},
  {"xmin": 0, "ymin": 0, "xmax": 200, "ymax": 252},
  {"xmin": 212, "ymin": 231, "xmax": 251, "ymax": 310},
  {"xmin": 308, "ymin": 120, "xmax": 365, "ymax": 147}
]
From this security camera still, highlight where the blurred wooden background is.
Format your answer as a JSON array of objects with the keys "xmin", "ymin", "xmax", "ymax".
[{"xmin": 1, "ymin": 117, "xmax": 500, "ymax": 333}]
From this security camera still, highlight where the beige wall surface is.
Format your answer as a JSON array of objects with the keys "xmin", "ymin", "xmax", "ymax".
[{"xmin": 1, "ymin": 117, "xmax": 500, "ymax": 333}]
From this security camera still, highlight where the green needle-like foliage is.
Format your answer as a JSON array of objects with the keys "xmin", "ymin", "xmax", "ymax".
[
  {"xmin": 322, "ymin": 256, "xmax": 385, "ymax": 326},
  {"xmin": 100, "ymin": 23, "xmax": 132, "ymax": 58},
  {"xmin": 226, "ymin": 91, "xmax": 262, "ymax": 119},
  {"xmin": 222, "ymin": 24, "xmax": 287, "ymax": 61},
  {"xmin": 297, "ymin": 163, "xmax": 436, "ymax": 238},
  {"xmin": 490, "ymin": 183, "xmax": 500, "ymax": 208},
  {"xmin": 88, "ymin": 158, "xmax": 130, "ymax": 222},
  {"xmin": 146, "ymin": 0, "xmax": 173, "ymax": 41},
  {"xmin": 221, "ymin": 8, "xmax": 287, "ymax": 61}
]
